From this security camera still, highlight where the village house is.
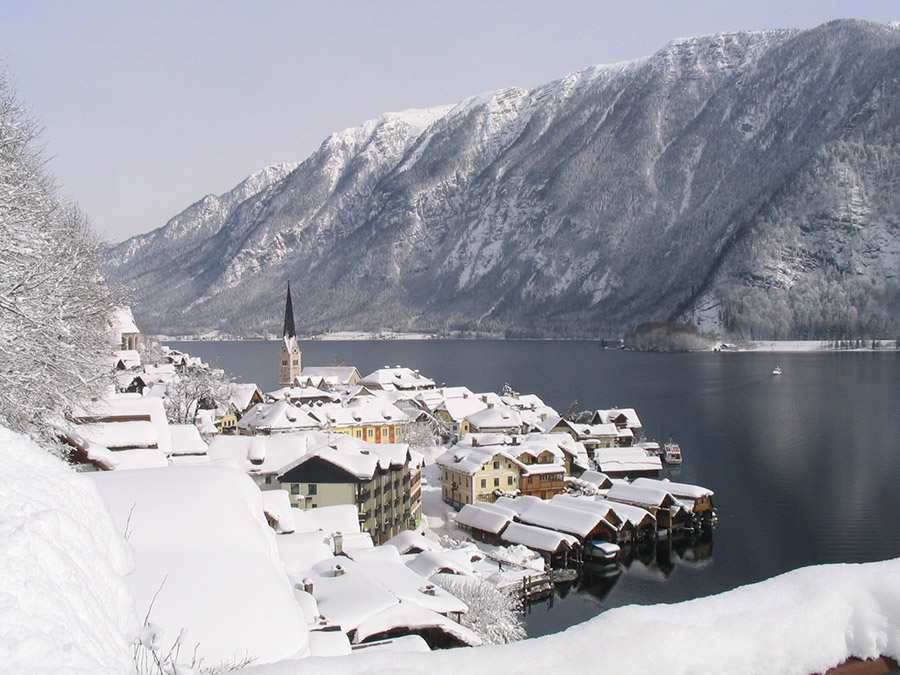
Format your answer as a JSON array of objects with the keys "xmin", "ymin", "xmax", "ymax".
[
  {"xmin": 592, "ymin": 408, "xmax": 643, "ymax": 445},
  {"xmin": 306, "ymin": 399, "xmax": 412, "ymax": 444},
  {"xmin": 238, "ymin": 399, "xmax": 322, "ymax": 434},
  {"xmin": 277, "ymin": 435, "xmax": 421, "ymax": 545},
  {"xmin": 299, "ymin": 366, "xmax": 362, "ymax": 389},
  {"xmin": 359, "ymin": 366, "xmax": 436, "ymax": 392},
  {"xmin": 436, "ymin": 441, "xmax": 523, "ymax": 510}
]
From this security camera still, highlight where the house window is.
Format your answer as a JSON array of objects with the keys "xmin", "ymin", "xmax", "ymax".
[
  {"xmin": 480, "ymin": 479, "xmax": 486, "ymax": 488},
  {"xmin": 307, "ymin": 484, "xmax": 318, "ymax": 496},
  {"xmin": 493, "ymin": 477, "xmax": 500, "ymax": 487},
  {"xmin": 356, "ymin": 430, "xmax": 362, "ymax": 438},
  {"xmin": 493, "ymin": 461, "xmax": 499, "ymax": 469},
  {"xmin": 507, "ymin": 476, "xmax": 514, "ymax": 486},
  {"xmin": 368, "ymin": 429, "xmax": 374, "ymax": 438},
  {"xmin": 290, "ymin": 484, "xmax": 300, "ymax": 495},
  {"xmin": 265, "ymin": 476, "xmax": 272, "ymax": 484}
]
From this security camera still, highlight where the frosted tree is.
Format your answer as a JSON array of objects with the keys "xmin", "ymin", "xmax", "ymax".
[
  {"xmin": 0, "ymin": 73, "xmax": 115, "ymax": 446},
  {"xmin": 435, "ymin": 576, "xmax": 526, "ymax": 644},
  {"xmin": 164, "ymin": 365, "xmax": 234, "ymax": 425}
]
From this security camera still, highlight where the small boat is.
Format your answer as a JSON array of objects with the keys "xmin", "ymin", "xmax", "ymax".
[
  {"xmin": 664, "ymin": 442, "xmax": 683, "ymax": 465},
  {"xmin": 772, "ymin": 366, "xmax": 782, "ymax": 376},
  {"xmin": 584, "ymin": 540, "xmax": 620, "ymax": 562}
]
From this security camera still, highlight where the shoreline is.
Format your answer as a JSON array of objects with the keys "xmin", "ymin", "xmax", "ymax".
[{"xmin": 157, "ymin": 333, "xmax": 899, "ymax": 352}]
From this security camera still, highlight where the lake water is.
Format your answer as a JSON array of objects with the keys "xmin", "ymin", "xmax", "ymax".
[{"xmin": 166, "ymin": 339, "xmax": 900, "ymax": 637}]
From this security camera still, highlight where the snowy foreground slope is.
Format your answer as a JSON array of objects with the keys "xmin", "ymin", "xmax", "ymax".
[
  {"xmin": 2, "ymin": 422, "xmax": 900, "ymax": 674},
  {"xmin": 0, "ymin": 427, "xmax": 136, "ymax": 674},
  {"xmin": 247, "ymin": 559, "xmax": 900, "ymax": 675},
  {"xmin": 105, "ymin": 19, "xmax": 900, "ymax": 340}
]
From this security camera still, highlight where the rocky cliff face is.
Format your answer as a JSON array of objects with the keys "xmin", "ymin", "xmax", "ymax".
[{"xmin": 103, "ymin": 19, "xmax": 900, "ymax": 339}]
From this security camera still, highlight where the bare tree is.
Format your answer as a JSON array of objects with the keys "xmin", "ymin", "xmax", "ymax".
[{"xmin": 0, "ymin": 73, "xmax": 115, "ymax": 446}]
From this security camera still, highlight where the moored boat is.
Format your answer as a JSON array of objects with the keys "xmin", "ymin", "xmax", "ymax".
[
  {"xmin": 772, "ymin": 366, "xmax": 783, "ymax": 375},
  {"xmin": 664, "ymin": 442, "xmax": 683, "ymax": 465}
]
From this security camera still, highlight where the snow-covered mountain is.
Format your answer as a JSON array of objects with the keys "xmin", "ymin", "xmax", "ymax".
[{"xmin": 103, "ymin": 19, "xmax": 900, "ymax": 339}]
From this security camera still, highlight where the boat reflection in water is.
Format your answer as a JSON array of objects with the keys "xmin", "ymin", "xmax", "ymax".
[{"xmin": 525, "ymin": 528, "xmax": 714, "ymax": 619}]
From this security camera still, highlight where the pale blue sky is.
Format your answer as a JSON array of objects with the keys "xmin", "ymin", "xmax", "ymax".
[{"xmin": 1, "ymin": 1, "xmax": 897, "ymax": 242}]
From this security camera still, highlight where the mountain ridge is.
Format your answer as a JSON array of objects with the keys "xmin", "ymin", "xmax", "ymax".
[{"xmin": 103, "ymin": 19, "xmax": 900, "ymax": 340}]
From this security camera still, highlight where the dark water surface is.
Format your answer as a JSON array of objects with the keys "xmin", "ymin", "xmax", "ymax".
[{"xmin": 167, "ymin": 340, "xmax": 900, "ymax": 636}]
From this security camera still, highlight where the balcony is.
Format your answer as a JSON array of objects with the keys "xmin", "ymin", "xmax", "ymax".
[{"xmin": 356, "ymin": 489, "xmax": 371, "ymax": 503}]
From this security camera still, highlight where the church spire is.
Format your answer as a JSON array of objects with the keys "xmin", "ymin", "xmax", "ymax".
[
  {"xmin": 283, "ymin": 281, "xmax": 296, "ymax": 339},
  {"xmin": 279, "ymin": 281, "xmax": 302, "ymax": 387}
]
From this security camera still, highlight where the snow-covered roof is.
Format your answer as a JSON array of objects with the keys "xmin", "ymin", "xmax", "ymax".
[
  {"xmin": 308, "ymin": 399, "xmax": 411, "ymax": 427},
  {"xmin": 108, "ymin": 305, "xmax": 140, "ymax": 337},
  {"xmin": 207, "ymin": 432, "xmax": 313, "ymax": 475},
  {"xmin": 593, "ymin": 498, "xmax": 657, "ymax": 528},
  {"xmin": 513, "ymin": 499, "xmax": 609, "ymax": 539},
  {"xmin": 633, "ymin": 477, "xmax": 714, "ymax": 500},
  {"xmin": 346, "ymin": 546, "xmax": 468, "ymax": 616},
  {"xmin": 301, "ymin": 366, "xmax": 361, "ymax": 386},
  {"xmin": 594, "ymin": 408, "xmax": 643, "ymax": 429},
  {"xmin": 229, "ymin": 383, "xmax": 263, "ymax": 411},
  {"xmin": 404, "ymin": 549, "xmax": 477, "ymax": 579},
  {"xmin": 72, "ymin": 394, "xmax": 172, "ymax": 454},
  {"xmin": 607, "ymin": 482, "xmax": 677, "ymax": 508},
  {"xmin": 550, "ymin": 494, "xmax": 622, "ymax": 528},
  {"xmin": 238, "ymin": 399, "xmax": 322, "ymax": 433},
  {"xmin": 438, "ymin": 397, "xmax": 487, "ymax": 422},
  {"xmin": 466, "ymin": 406, "xmax": 522, "ymax": 431},
  {"xmin": 350, "ymin": 634, "xmax": 431, "ymax": 654},
  {"xmin": 75, "ymin": 421, "xmax": 159, "ymax": 450},
  {"xmin": 168, "ymin": 423, "xmax": 208, "ymax": 456},
  {"xmin": 292, "ymin": 504, "xmax": 362, "ymax": 536},
  {"xmin": 500, "ymin": 521, "xmax": 579, "ymax": 554},
  {"xmin": 308, "ymin": 628, "xmax": 352, "ymax": 657},
  {"xmin": 354, "ymin": 601, "xmax": 481, "ymax": 646},
  {"xmin": 454, "ymin": 503, "xmax": 512, "ymax": 534},
  {"xmin": 261, "ymin": 489, "xmax": 295, "ymax": 534},
  {"xmin": 384, "ymin": 530, "xmax": 441, "ymax": 555},
  {"xmin": 104, "ymin": 447, "xmax": 169, "ymax": 470},
  {"xmin": 594, "ymin": 447, "xmax": 662, "ymax": 474},
  {"xmin": 359, "ymin": 366, "xmax": 436, "ymax": 391},
  {"xmin": 309, "ymin": 557, "xmax": 400, "ymax": 633},
  {"xmin": 90, "ymin": 465, "xmax": 309, "ymax": 664},
  {"xmin": 276, "ymin": 531, "xmax": 335, "ymax": 583},
  {"xmin": 435, "ymin": 445, "xmax": 524, "ymax": 476},
  {"xmin": 521, "ymin": 462, "xmax": 566, "ymax": 476}
]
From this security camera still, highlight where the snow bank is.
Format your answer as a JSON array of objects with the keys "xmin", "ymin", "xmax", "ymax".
[
  {"xmin": 244, "ymin": 557, "xmax": 900, "ymax": 675},
  {"xmin": 90, "ymin": 464, "xmax": 309, "ymax": 668},
  {"xmin": 0, "ymin": 426, "xmax": 136, "ymax": 674}
]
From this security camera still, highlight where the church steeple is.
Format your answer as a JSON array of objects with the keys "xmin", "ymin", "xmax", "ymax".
[
  {"xmin": 283, "ymin": 281, "xmax": 296, "ymax": 339},
  {"xmin": 279, "ymin": 282, "xmax": 302, "ymax": 387}
]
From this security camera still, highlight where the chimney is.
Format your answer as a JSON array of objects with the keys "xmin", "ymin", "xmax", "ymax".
[
  {"xmin": 302, "ymin": 578, "xmax": 314, "ymax": 594},
  {"xmin": 333, "ymin": 563, "xmax": 345, "ymax": 577},
  {"xmin": 332, "ymin": 531, "xmax": 343, "ymax": 556}
]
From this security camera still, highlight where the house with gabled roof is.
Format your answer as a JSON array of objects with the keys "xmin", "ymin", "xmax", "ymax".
[
  {"xmin": 278, "ymin": 435, "xmax": 419, "ymax": 544},
  {"xmin": 359, "ymin": 366, "xmax": 436, "ymax": 392},
  {"xmin": 436, "ymin": 441, "xmax": 523, "ymax": 510}
]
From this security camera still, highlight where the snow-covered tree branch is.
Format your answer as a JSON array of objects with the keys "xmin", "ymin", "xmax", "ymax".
[{"xmin": 0, "ymin": 73, "xmax": 115, "ymax": 446}]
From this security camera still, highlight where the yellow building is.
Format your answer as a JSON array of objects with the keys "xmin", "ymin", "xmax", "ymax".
[{"xmin": 436, "ymin": 440, "xmax": 522, "ymax": 510}]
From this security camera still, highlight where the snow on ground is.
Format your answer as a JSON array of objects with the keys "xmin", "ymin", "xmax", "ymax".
[
  {"xmin": 0, "ymin": 426, "xmax": 136, "ymax": 674},
  {"xmin": 90, "ymin": 464, "xmax": 310, "ymax": 669},
  {"xmin": 737, "ymin": 340, "xmax": 899, "ymax": 351},
  {"xmin": 244, "ymin": 557, "xmax": 900, "ymax": 675}
]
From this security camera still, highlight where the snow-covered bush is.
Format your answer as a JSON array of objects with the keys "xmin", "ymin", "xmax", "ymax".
[
  {"xmin": 434, "ymin": 576, "xmax": 525, "ymax": 645},
  {"xmin": 0, "ymin": 73, "xmax": 115, "ymax": 446}
]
